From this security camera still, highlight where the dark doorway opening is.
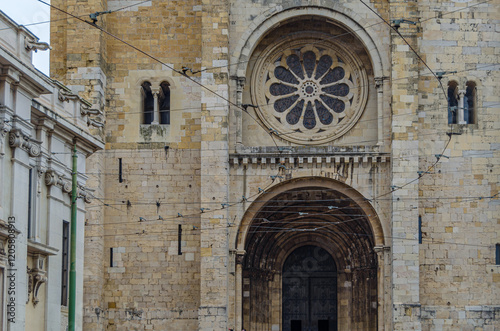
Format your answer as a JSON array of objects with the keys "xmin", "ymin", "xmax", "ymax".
[
  {"xmin": 282, "ymin": 245, "xmax": 337, "ymax": 331},
  {"xmin": 291, "ymin": 320, "xmax": 302, "ymax": 331}
]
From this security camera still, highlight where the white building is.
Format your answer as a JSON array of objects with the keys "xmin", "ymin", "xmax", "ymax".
[{"xmin": 0, "ymin": 11, "xmax": 104, "ymax": 330}]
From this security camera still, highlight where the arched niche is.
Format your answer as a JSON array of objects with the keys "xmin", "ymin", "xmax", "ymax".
[
  {"xmin": 232, "ymin": 7, "xmax": 389, "ymax": 147},
  {"xmin": 231, "ymin": 6, "xmax": 386, "ymax": 78}
]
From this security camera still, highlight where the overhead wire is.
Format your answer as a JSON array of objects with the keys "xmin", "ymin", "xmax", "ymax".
[
  {"xmin": 32, "ymin": 0, "xmax": 499, "ymax": 250},
  {"xmin": 38, "ymin": 0, "xmax": 284, "ymax": 154},
  {"xmin": 85, "ymin": 189, "xmax": 499, "ymax": 227},
  {"xmin": 36, "ymin": 62, "xmax": 498, "ymax": 123},
  {"xmin": 164, "ymin": 0, "xmax": 495, "ymax": 75},
  {"xmin": 0, "ymin": 0, "xmax": 152, "ymax": 32}
]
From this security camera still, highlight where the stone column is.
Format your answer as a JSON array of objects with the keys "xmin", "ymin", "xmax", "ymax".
[
  {"xmin": 374, "ymin": 245, "xmax": 390, "ymax": 330},
  {"xmin": 234, "ymin": 77, "xmax": 245, "ymax": 148},
  {"xmin": 151, "ymin": 88, "xmax": 160, "ymax": 125},
  {"xmin": 389, "ymin": 0, "xmax": 422, "ymax": 329},
  {"xmin": 457, "ymin": 90, "xmax": 466, "ymax": 124},
  {"xmin": 235, "ymin": 252, "xmax": 245, "ymax": 331},
  {"xmin": 199, "ymin": 0, "xmax": 230, "ymax": 330},
  {"xmin": 375, "ymin": 77, "xmax": 385, "ymax": 145}
]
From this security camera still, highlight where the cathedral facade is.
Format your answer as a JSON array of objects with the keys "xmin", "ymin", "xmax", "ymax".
[{"xmin": 50, "ymin": 0, "xmax": 499, "ymax": 330}]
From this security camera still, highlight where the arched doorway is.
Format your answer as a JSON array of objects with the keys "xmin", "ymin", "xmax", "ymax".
[
  {"xmin": 283, "ymin": 245, "xmax": 337, "ymax": 331},
  {"xmin": 237, "ymin": 178, "xmax": 384, "ymax": 331}
]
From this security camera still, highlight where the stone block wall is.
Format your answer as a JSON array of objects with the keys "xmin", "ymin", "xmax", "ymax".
[
  {"xmin": 417, "ymin": 0, "xmax": 500, "ymax": 329},
  {"xmin": 99, "ymin": 147, "xmax": 201, "ymax": 330},
  {"xmin": 48, "ymin": 0, "xmax": 499, "ymax": 329}
]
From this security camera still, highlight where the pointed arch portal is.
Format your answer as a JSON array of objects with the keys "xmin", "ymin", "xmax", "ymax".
[{"xmin": 237, "ymin": 177, "xmax": 384, "ymax": 331}]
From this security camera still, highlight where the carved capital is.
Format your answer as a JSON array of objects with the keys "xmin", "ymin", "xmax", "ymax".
[
  {"xmin": 235, "ymin": 251, "xmax": 246, "ymax": 265},
  {"xmin": 8, "ymin": 129, "xmax": 41, "ymax": 157},
  {"xmin": 44, "ymin": 170, "xmax": 59, "ymax": 187},
  {"xmin": 374, "ymin": 76, "xmax": 386, "ymax": 90},
  {"xmin": 8, "ymin": 129, "xmax": 22, "ymax": 149},
  {"xmin": 62, "ymin": 180, "xmax": 72, "ymax": 193},
  {"xmin": 78, "ymin": 189, "xmax": 92, "ymax": 203},
  {"xmin": 237, "ymin": 77, "xmax": 246, "ymax": 91},
  {"xmin": 151, "ymin": 88, "xmax": 160, "ymax": 98},
  {"xmin": 373, "ymin": 245, "xmax": 390, "ymax": 260},
  {"xmin": 45, "ymin": 170, "xmax": 93, "ymax": 203}
]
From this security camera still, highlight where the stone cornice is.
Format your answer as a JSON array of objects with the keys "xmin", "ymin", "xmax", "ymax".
[{"xmin": 230, "ymin": 153, "xmax": 390, "ymax": 167}]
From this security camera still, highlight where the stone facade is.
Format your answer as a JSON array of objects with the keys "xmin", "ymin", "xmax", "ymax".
[{"xmin": 49, "ymin": 0, "xmax": 499, "ymax": 330}]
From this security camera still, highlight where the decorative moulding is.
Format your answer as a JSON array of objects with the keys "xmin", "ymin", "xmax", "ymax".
[
  {"xmin": 8, "ymin": 129, "xmax": 41, "ymax": 157},
  {"xmin": 45, "ymin": 170, "xmax": 93, "ymax": 203},
  {"xmin": 27, "ymin": 254, "xmax": 47, "ymax": 306}
]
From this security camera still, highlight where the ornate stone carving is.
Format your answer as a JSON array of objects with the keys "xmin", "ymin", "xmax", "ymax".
[
  {"xmin": 0, "ymin": 119, "xmax": 12, "ymax": 137},
  {"xmin": 86, "ymin": 116, "xmax": 105, "ymax": 128},
  {"xmin": 8, "ymin": 129, "xmax": 41, "ymax": 157},
  {"xmin": 236, "ymin": 251, "xmax": 246, "ymax": 265},
  {"xmin": 80, "ymin": 104, "xmax": 103, "ymax": 116},
  {"xmin": 24, "ymin": 37, "xmax": 51, "ymax": 52},
  {"xmin": 80, "ymin": 105, "xmax": 105, "ymax": 127},
  {"xmin": 58, "ymin": 88, "xmax": 80, "ymax": 103},
  {"xmin": 27, "ymin": 254, "xmax": 47, "ymax": 306},
  {"xmin": 44, "ymin": 171, "xmax": 58, "ymax": 186},
  {"xmin": 235, "ymin": 76, "xmax": 246, "ymax": 97},
  {"xmin": 62, "ymin": 181, "xmax": 72, "ymax": 193},
  {"xmin": 0, "ymin": 118, "xmax": 12, "ymax": 155},
  {"xmin": 251, "ymin": 36, "xmax": 368, "ymax": 145},
  {"xmin": 79, "ymin": 189, "xmax": 92, "ymax": 204},
  {"xmin": 45, "ymin": 170, "xmax": 94, "ymax": 203}
]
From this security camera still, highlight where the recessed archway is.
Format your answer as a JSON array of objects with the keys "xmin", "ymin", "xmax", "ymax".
[{"xmin": 236, "ymin": 177, "xmax": 384, "ymax": 331}]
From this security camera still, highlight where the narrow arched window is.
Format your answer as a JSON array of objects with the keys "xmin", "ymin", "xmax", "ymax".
[
  {"xmin": 464, "ymin": 81, "xmax": 476, "ymax": 124},
  {"xmin": 141, "ymin": 81, "xmax": 154, "ymax": 124},
  {"xmin": 159, "ymin": 81, "xmax": 170, "ymax": 125},
  {"xmin": 447, "ymin": 81, "xmax": 459, "ymax": 124}
]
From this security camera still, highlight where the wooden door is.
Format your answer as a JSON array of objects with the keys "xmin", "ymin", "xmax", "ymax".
[{"xmin": 282, "ymin": 246, "xmax": 337, "ymax": 331}]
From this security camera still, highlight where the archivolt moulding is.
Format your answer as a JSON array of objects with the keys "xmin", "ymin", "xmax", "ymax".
[{"xmin": 231, "ymin": 6, "xmax": 386, "ymax": 79}]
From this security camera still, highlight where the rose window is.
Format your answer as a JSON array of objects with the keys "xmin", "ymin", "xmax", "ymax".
[
  {"xmin": 266, "ymin": 46, "xmax": 354, "ymax": 131},
  {"xmin": 251, "ymin": 41, "xmax": 368, "ymax": 145}
]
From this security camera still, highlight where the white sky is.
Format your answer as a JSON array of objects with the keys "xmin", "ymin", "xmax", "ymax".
[{"xmin": 1, "ymin": 0, "xmax": 51, "ymax": 75}]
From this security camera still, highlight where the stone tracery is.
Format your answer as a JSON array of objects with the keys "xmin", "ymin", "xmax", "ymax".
[
  {"xmin": 251, "ymin": 37, "xmax": 369, "ymax": 145},
  {"xmin": 266, "ymin": 45, "xmax": 354, "ymax": 130}
]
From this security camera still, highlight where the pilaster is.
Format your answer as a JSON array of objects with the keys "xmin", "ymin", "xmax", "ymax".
[
  {"xmin": 199, "ymin": 0, "xmax": 230, "ymax": 330},
  {"xmin": 390, "ymin": 0, "xmax": 422, "ymax": 329}
]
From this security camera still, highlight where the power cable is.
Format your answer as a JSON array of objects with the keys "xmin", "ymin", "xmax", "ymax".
[
  {"xmin": 179, "ymin": 0, "xmax": 495, "ymax": 74},
  {"xmin": 38, "ymin": 0, "xmax": 284, "ymax": 153},
  {"xmin": 0, "ymin": 0, "xmax": 152, "ymax": 32},
  {"xmin": 33, "ymin": 63, "xmax": 498, "ymax": 122},
  {"xmin": 33, "ymin": 1, "xmax": 498, "ymax": 251},
  {"xmin": 358, "ymin": 0, "xmax": 448, "ymax": 100}
]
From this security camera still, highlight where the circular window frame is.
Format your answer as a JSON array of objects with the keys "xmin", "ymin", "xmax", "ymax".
[{"xmin": 250, "ymin": 34, "xmax": 369, "ymax": 145}]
